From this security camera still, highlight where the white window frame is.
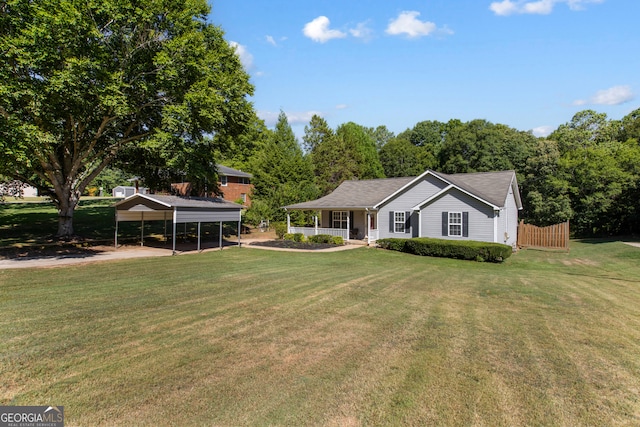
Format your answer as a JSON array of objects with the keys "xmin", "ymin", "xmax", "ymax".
[
  {"xmin": 332, "ymin": 211, "xmax": 348, "ymax": 229},
  {"xmin": 220, "ymin": 176, "xmax": 228, "ymax": 186},
  {"xmin": 449, "ymin": 212, "xmax": 462, "ymax": 236},
  {"xmin": 394, "ymin": 211, "xmax": 406, "ymax": 233},
  {"xmin": 240, "ymin": 193, "xmax": 247, "ymax": 203}
]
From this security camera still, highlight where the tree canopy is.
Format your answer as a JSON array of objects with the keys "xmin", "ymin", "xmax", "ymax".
[{"xmin": 0, "ymin": 0, "xmax": 254, "ymax": 237}]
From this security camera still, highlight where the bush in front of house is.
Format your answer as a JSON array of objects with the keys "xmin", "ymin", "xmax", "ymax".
[
  {"xmin": 377, "ymin": 237, "xmax": 512, "ymax": 263},
  {"xmin": 307, "ymin": 234, "xmax": 345, "ymax": 245},
  {"xmin": 273, "ymin": 222, "xmax": 287, "ymax": 239},
  {"xmin": 284, "ymin": 233, "xmax": 305, "ymax": 242}
]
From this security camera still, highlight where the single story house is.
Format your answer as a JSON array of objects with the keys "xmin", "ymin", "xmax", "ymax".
[
  {"xmin": 114, "ymin": 193, "xmax": 243, "ymax": 254},
  {"xmin": 284, "ymin": 169, "xmax": 522, "ymax": 247}
]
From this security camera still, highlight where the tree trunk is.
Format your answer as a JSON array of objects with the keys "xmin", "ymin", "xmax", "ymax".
[{"xmin": 56, "ymin": 189, "xmax": 79, "ymax": 238}]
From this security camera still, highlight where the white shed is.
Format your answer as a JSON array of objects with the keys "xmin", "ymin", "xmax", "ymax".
[
  {"xmin": 114, "ymin": 193, "xmax": 243, "ymax": 254},
  {"xmin": 112, "ymin": 186, "xmax": 149, "ymax": 198}
]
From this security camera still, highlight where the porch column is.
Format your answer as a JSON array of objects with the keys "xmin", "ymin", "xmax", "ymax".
[
  {"xmin": 114, "ymin": 212, "xmax": 118, "ymax": 249},
  {"xmin": 366, "ymin": 211, "xmax": 371, "ymax": 243},
  {"xmin": 287, "ymin": 211, "xmax": 291, "ymax": 233},
  {"xmin": 347, "ymin": 213, "xmax": 350, "ymax": 241},
  {"xmin": 314, "ymin": 215, "xmax": 318, "ymax": 235}
]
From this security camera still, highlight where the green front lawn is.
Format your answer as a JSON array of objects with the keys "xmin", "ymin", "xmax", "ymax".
[{"xmin": 1, "ymin": 241, "xmax": 640, "ymax": 425}]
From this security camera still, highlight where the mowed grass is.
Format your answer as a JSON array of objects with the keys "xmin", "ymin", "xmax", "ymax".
[{"xmin": 1, "ymin": 241, "xmax": 640, "ymax": 426}]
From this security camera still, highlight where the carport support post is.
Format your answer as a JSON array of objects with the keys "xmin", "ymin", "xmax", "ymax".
[
  {"xmin": 238, "ymin": 218, "xmax": 241, "ymax": 248},
  {"xmin": 141, "ymin": 212, "xmax": 144, "ymax": 247},
  {"xmin": 197, "ymin": 222, "xmax": 201, "ymax": 252},
  {"xmin": 219, "ymin": 221, "xmax": 223, "ymax": 251},
  {"xmin": 114, "ymin": 214, "xmax": 118, "ymax": 249}
]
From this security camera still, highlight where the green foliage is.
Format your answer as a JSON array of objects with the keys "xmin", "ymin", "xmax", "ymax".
[
  {"xmin": 438, "ymin": 120, "xmax": 536, "ymax": 175},
  {"xmin": 0, "ymin": 0, "xmax": 254, "ymax": 237},
  {"xmin": 273, "ymin": 222, "xmax": 287, "ymax": 239},
  {"xmin": 250, "ymin": 112, "xmax": 319, "ymax": 222},
  {"xmin": 244, "ymin": 199, "xmax": 273, "ymax": 227},
  {"xmin": 379, "ymin": 137, "xmax": 434, "ymax": 177},
  {"xmin": 332, "ymin": 236, "xmax": 344, "ymax": 245},
  {"xmin": 366, "ymin": 125, "xmax": 395, "ymax": 151},
  {"xmin": 87, "ymin": 167, "xmax": 129, "ymax": 196},
  {"xmin": 283, "ymin": 233, "xmax": 305, "ymax": 242},
  {"xmin": 336, "ymin": 122, "xmax": 385, "ymax": 180},
  {"xmin": 307, "ymin": 234, "xmax": 330, "ymax": 244},
  {"xmin": 377, "ymin": 238, "xmax": 512, "ymax": 263}
]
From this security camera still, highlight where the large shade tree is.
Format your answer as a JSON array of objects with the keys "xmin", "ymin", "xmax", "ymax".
[{"xmin": 0, "ymin": 0, "xmax": 254, "ymax": 237}]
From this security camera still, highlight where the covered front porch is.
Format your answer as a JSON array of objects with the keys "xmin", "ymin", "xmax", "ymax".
[{"xmin": 285, "ymin": 209, "xmax": 379, "ymax": 245}]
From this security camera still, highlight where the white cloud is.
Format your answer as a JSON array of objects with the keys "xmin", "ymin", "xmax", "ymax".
[
  {"xmin": 303, "ymin": 16, "xmax": 347, "ymax": 43},
  {"xmin": 335, "ymin": 104, "xmax": 348, "ymax": 110},
  {"xmin": 524, "ymin": 0, "xmax": 555, "ymax": 14},
  {"xmin": 532, "ymin": 125, "xmax": 554, "ymax": 137},
  {"xmin": 349, "ymin": 21, "xmax": 374, "ymax": 41},
  {"xmin": 574, "ymin": 85, "xmax": 635, "ymax": 106},
  {"xmin": 228, "ymin": 41, "xmax": 253, "ymax": 70},
  {"xmin": 258, "ymin": 110, "xmax": 323, "ymax": 127},
  {"xmin": 386, "ymin": 11, "xmax": 437, "ymax": 38},
  {"xmin": 490, "ymin": 0, "xmax": 604, "ymax": 16},
  {"xmin": 265, "ymin": 35, "xmax": 277, "ymax": 46}
]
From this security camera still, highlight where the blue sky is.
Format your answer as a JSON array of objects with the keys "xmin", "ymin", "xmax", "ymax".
[{"xmin": 211, "ymin": 0, "xmax": 639, "ymax": 138}]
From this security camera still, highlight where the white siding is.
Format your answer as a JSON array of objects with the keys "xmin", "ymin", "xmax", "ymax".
[
  {"xmin": 420, "ymin": 189, "xmax": 496, "ymax": 242},
  {"xmin": 503, "ymin": 186, "xmax": 519, "ymax": 246},
  {"xmin": 378, "ymin": 175, "xmax": 448, "ymax": 239}
]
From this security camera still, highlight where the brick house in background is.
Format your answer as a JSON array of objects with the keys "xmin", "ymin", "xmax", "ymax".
[
  {"xmin": 169, "ymin": 164, "xmax": 253, "ymax": 206},
  {"xmin": 215, "ymin": 164, "xmax": 253, "ymax": 207}
]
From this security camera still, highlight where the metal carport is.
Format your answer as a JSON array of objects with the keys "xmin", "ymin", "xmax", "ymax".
[{"xmin": 114, "ymin": 194, "xmax": 243, "ymax": 254}]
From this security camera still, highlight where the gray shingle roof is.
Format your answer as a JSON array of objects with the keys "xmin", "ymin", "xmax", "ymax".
[
  {"xmin": 284, "ymin": 177, "xmax": 415, "ymax": 209},
  {"xmin": 284, "ymin": 170, "xmax": 520, "ymax": 210},
  {"xmin": 115, "ymin": 194, "xmax": 243, "ymax": 210},
  {"xmin": 217, "ymin": 164, "xmax": 253, "ymax": 179},
  {"xmin": 433, "ymin": 170, "xmax": 520, "ymax": 208}
]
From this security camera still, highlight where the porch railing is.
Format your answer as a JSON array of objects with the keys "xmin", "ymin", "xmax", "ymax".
[
  {"xmin": 367, "ymin": 229, "xmax": 379, "ymax": 245},
  {"xmin": 289, "ymin": 226, "xmax": 349, "ymax": 240}
]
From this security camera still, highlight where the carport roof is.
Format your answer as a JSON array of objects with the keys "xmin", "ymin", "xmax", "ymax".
[{"xmin": 114, "ymin": 193, "xmax": 243, "ymax": 210}]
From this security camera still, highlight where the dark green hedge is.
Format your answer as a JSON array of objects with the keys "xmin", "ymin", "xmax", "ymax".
[{"xmin": 377, "ymin": 237, "xmax": 512, "ymax": 263}]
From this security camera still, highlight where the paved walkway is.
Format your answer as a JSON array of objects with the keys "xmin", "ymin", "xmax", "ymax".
[{"xmin": 0, "ymin": 238, "xmax": 365, "ymax": 270}]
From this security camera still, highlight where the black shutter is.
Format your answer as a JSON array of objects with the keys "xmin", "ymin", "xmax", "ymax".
[
  {"xmin": 463, "ymin": 212, "xmax": 469, "ymax": 237},
  {"xmin": 328, "ymin": 211, "xmax": 333, "ymax": 228},
  {"xmin": 389, "ymin": 211, "xmax": 394, "ymax": 233},
  {"xmin": 405, "ymin": 211, "xmax": 411, "ymax": 234},
  {"xmin": 442, "ymin": 212, "xmax": 448, "ymax": 236}
]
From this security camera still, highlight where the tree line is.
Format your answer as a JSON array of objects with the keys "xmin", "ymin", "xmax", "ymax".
[{"xmin": 226, "ymin": 109, "xmax": 640, "ymax": 238}]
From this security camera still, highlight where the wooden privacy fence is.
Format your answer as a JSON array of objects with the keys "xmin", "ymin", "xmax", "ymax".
[{"xmin": 517, "ymin": 220, "xmax": 570, "ymax": 251}]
